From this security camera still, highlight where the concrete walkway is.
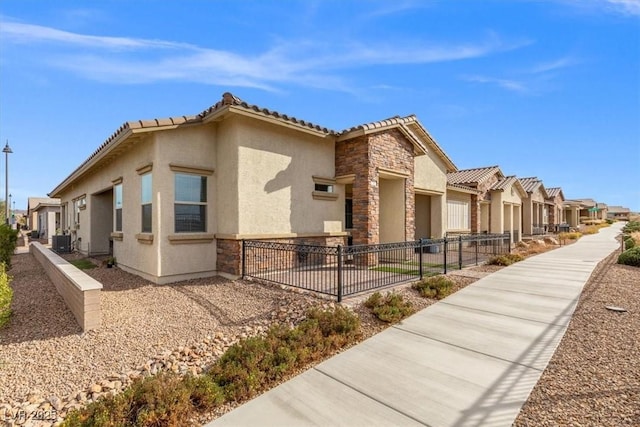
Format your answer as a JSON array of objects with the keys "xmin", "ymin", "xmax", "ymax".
[{"xmin": 208, "ymin": 224, "xmax": 622, "ymax": 427}]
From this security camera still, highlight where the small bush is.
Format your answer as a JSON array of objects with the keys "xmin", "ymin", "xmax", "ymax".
[
  {"xmin": 606, "ymin": 218, "xmax": 614, "ymax": 224},
  {"xmin": 486, "ymin": 253, "xmax": 524, "ymax": 266},
  {"xmin": 623, "ymin": 221, "xmax": 640, "ymax": 233},
  {"xmin": 63, "ymin": 372, "xmax": 216, "ymax": 426},
  {"xmin": 364, "ymin": 292, "xmax": 414, "ymax": 323},
  {"xmin": 560, "ymin": 232, "xmax": 581, "ymax": 240},
  {"xmin": 0, "ymin": 225, "xmax": 18, "ymax": 268},
  {"xmin": 624, "ymin": 237, "xmax": 635, "ymax": 250},
  {"xmin": 64, "ymin": 306, "xmax": 361, "ymax": 425},
  {"xmin": 413, "ymin": 275, "xmax": 454, "ymax": 300},
  {"xmin": 0, "ymin": 263, "xmax": 13, "ymax": 328},
  {"xmin": 582, "ymin": 225, "xmax": 599, "ymax": 235},
  {"xmin": 618, "ymin": 247, "xmax": 640, "ymax": 267}
]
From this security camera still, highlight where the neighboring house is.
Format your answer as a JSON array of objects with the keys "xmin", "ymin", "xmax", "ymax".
[
  {"xmin": 49, "ymin": 92, "xmax": 457, "ymax": 284},
  {"xmin": 607, "ymin": 206, "xmax": 631, "ymax": 221},
  {"xmin": 27, "ymin": 197, "xmax": 61, "ymax": 240},
  {"xmin": 518, "ymin": 177, "xmax": 550, "ymax": 236},
  {"xmin": 446, "ymin": 166, "xmax": 525, "ymax": 242},
  {"xmin": 564, "ymin": 198, "xmax": 608, "ymax": 225},
  {"xmin": 545, "ymin": 187, "xmax": 566, "ymax": 230}
]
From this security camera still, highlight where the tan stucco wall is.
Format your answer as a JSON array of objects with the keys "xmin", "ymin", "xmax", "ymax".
[
  {"xmin": 414, "ymin": 151, "xmax": 448, "ymax": 194},
  {"xmin": 232, "ymin": 116, "xmax": 343, "ymax": 235},
  {"xmin": 154, "ymin": 125, "xmax": 218, "ymax": 280}
]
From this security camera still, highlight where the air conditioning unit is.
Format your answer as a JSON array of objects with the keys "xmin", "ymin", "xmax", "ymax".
[{"xmin": 52, "ymin": 235, "xmax": 72, "ymax": 254}]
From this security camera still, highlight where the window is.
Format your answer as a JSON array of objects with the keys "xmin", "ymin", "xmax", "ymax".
[
  {"xmin": 447, "ymin": 200, "xmax": 470, "ymax": 230},
  {"xmin": 315, "ymin": 183, "xmax": 334, "ymax": 193},
  {"xmin": 345, "ymin": 199, "xmax": 353, "ymax": 229},
  {"xmin": 175, "ymin": 173, "xmax": 207, "ymax": 232},
  {"xmin": 312, "ymin": 176, "xmax": 338, "ymax": 201},
  {"xmin": 114, "ymin": 183, "xmax": 123, "ymax": 232},
  {"xmin": 141, "ymin": 173, "xmax": 152, "ymax": 233},
  {"xmin": 73, "ymin": 196, "xmax": 85, "ymax": 228}
]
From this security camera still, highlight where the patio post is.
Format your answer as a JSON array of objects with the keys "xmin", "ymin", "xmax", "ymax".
[{"xmin": 418, "ymin": 238, "xmax": 424, "ymax": 280}]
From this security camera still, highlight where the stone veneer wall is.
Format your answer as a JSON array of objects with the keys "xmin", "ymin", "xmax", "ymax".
[
  {"xmin": 217, "ymin": 236, "xmax": 347, "ymax": 276},
  {"xmin": 336, "ymin": 129, "xmax": 415, "ymax": 246}
]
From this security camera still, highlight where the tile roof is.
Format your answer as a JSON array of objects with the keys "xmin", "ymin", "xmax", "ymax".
[
  {"xmin": 546, "ymin": 187, "xmax": 563, "ymax": 198},
  {"xmin": 608, "ymin": 205, "xmax": 630, "ymax": 213},
  {"xmin": 518, "ymin": 177, "xmax": 542, "ymax": 193},
  {"xmin": 490, "ymin": 176, "xmax": 518, "ymax": 191},
  {"xmin": 446, "ymin": 183, "xmax": 481, "ymax": 194},
  {"xmin": 447, "ymin": 166, "xmax": 502, "ymax": 185}
]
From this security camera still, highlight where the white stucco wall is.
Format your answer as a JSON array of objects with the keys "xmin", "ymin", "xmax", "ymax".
[{"xmin": 379, "ymin": 178, "xmax": 405, "ymax": 243}]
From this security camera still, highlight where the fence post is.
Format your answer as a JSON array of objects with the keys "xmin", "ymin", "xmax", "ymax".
[
  {"xmin": 241, "ymin": 239, "xmax": 246, "ymax": 279},
  {"xmin": 458, "ymin": 235, "xmax": 463, "ymax": 270},
  {"xmin": 337, "ymin": 245, "xmax": 343, "ymax": 302},
  {"xmin": 443, "ymin": 237, "xmax": 448, "ymax": 275},
  {"xmin": 475, "ymin": 235, "xmax": 479, "ymax": 265},
  {"xmin": 419, "ymin": 239, "xmax": 424, "ymax": 280},
  {"xmin": 508, "ymin": 231, "xmax": 511, "ymax": 253}
]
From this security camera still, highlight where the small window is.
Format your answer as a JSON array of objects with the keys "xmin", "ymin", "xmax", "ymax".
[
  {"xmin": 175, "ymin": 173, "xmax": 207, "ymax": 232},
  {"xmin": 315, "ymin": 183, "xmax": 334, "ymax": 193},
  {"xmin": 114, "ymin": 184, "xmax": 123, "ymax": 232},
  {"xmin": 141, "ymin": 173, "xmax": 152, "ymax": 233}
]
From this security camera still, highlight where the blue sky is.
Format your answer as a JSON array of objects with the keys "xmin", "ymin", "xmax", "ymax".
[{"xmin": 1, "ymin": 0, "xmax": 639, "ymax": 212}]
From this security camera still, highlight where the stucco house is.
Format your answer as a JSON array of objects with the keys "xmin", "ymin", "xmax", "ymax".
[
  {"xmin": 49, "ymin": 93, "xmax": 458, "ymax": 284},
  {"xmin": 26, "ymin": 197, "xmax": 61, "ymax": 242},
  {"xmin": 607, "ymin": 205, "xmax": 631, "ymax": 221},
  {"xmin": 563, "ymin": 198, "xmax": 608, "ymax": 226},
  {"xmin": 446, "ymin": 166, "xmax": 525, "ymax": 242},
  {"xmin": 518, "ymin": 177, "xmax": 550, "ymax": 236},
  {"xmin": 545, "ymin": 187, "xmax": 566, "ymax": 231}
]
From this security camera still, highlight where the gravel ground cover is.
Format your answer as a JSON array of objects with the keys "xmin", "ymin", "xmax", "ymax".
[
  {"xmin": 514, "ymin": 250, "xmax": 640, "ymax": 426},
  {"xmin": 2, "ymin": 235, "xmax": 635, "ymax": 426}
]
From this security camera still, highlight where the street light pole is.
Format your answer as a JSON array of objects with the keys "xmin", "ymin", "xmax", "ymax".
[{"xmin": 3, "ymin": 141, "xmax": 12, "ymax": 225}]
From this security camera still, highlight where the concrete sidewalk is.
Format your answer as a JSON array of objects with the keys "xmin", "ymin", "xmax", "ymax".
[{"xmin": 208, "ymin": 224, "xmax": 622, "ymax": 427}]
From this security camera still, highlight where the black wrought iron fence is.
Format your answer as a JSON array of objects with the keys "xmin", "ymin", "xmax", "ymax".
[{"xmin": 242, "ymin": 233, "xmax": 510, "ymax": 301}]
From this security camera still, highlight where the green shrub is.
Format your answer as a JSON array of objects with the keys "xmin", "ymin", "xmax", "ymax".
[
  {"xmin": 364, "ymin": 292, "xmax": 414, "ymax": 323},
  {"xmin": 623, "ymin": 221, "xmax": 640, "ymax": 234},
  {"xmin": 64, "ymin": 306, "xmax": 361, "ymax": 424},
  {"xmin": 0, "ymin": 225, "xmax": 18, "ymax": 268},
  {"xmin": 209, "ymin": 306, "xmax": 360, "ymax": 401},
  {"xmin": 63, "ymin": 372, "xmax": 219, "ymax": 427},
  {"xmin": 606, "ymin": 218, "xmax": 614, "ymax": 224},
  {"xmin": 618, "ymin": 247, "xmax": 640, "ymax": 267},
  {"xmin": 486, "ymin": 253, "xmax": 525, "ymax": 266},
  {"xmin": 413, "ymin": 275, "xmax": 454, "ymax": 300},
  {"xmin": 0, "ymin": 263, "xmax": 13, "ymax": 328},
  {"xmin": 624, "ymin": 237, "xmax": 635, "ymax": 250}
]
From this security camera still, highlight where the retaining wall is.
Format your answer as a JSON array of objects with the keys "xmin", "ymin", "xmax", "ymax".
[{"xmin": 30, "ymin": 242, "xmax": 102, "ymax": 331}]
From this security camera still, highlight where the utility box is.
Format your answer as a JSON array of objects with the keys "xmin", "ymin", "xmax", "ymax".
[{"xmin": 52, "ymin": 235, "xmax": 72, "ymax": 254}]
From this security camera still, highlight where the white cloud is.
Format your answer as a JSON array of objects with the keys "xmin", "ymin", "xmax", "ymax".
[
  {"xmin": 529, "ymin": 56, "xmax": 578, "ymax": 74},
  {"xmin": 462, "ymin": 75, "xmax": 530, "ymax": 93},
  {"xmin": 604, "ymin": 0, "xmax": 640, "ymax": 15},
  {"xmin": 0, "ymin": 19, "xmax": 527, "ymax": 92}
]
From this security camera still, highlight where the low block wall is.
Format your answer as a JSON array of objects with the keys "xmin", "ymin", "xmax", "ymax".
[{"xmin": 30, "ymin": 242, "xmax": 102, "ymax": 331}]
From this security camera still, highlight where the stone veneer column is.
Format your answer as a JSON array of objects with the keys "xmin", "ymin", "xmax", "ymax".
[{"xmin": 336, "ymin": 130, "xmax": 416, "ymax": 247}]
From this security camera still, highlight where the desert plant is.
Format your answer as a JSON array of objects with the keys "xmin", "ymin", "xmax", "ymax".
[
  {"xmin": 624, "ymin": 237, "xmax": 635, "ymax": 250},
  {"xmin": 623, "ymin": 221, "xmax": 640, "ymax": 233},
  {"xmin": 486, "ymin": 253, "xmax": 524, "ymax": 266},
  {"xmin": 65, "ymin": 306, "xmax": 361, "ymax": 425},
  {"xmin": 582, "ymin": 225, "xmax": 599, "ymax": 235},
  {"xmin": 364, "ymin": 292, "xmax": 414, "ymax": 323},
  {"xmin": 0, "ymin": 263, "xmax": 12, "ymax": 328},
  {"xmin": 618, "ymin": 247, "xmax": 640, "ymax": 267},
  {"xmin": 0, "ymin": 225, "xmax": 18, "ymax": 268},
  {"xmin": 413, "ymin": 275, "xmax": 454, "ymax": 300}
]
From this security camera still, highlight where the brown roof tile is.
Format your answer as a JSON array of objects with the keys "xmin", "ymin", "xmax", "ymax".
[{"xmin": 447, "ymin": 166, "xmax": 502, "ymax": 185}]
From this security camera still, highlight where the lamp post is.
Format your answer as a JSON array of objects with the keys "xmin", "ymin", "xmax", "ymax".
[{"xmin": 3, "ymin": 141, "xmax": 12, "ymax": 225}]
